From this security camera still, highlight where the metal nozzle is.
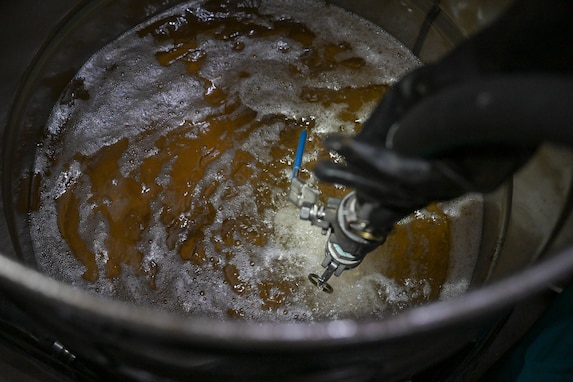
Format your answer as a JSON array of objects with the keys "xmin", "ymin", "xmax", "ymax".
[
  {"xmin": 308, "ymin": 267, "xmax": 335, "ymax": 294},
  {"xmin": 288, "ymin": 130, "xmax": 385, "ymax": 294}
]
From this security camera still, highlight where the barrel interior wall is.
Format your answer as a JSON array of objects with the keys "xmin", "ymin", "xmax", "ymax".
[
  {"xmin": 487, "ymin": 145, "xmax": 573, "ymax": 282},
  {"xmin": 440, "ymin": 0, "xmax": 515, "ymax": 36}
]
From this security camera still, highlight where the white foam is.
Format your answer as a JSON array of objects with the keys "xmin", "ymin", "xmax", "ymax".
[{"xmin": 29, "ymin": 0, "xmax": 481, "ymax": 322}]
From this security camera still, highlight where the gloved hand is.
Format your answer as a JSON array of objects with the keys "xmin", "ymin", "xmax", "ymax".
[{"xmin": 314, "ymin": 0, "xmax": 573, "ymax": 230}]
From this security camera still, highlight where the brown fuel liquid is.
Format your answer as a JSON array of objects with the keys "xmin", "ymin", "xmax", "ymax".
[{"xmin": 30, "ymin": 0, "xmax": 482, "ymax": 322}]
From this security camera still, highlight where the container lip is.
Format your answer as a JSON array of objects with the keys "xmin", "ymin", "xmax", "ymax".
[
  {"xmin": 1, "ymin": 246, "xmax": 572, "ymax": 351},
  {"xmin": 2, "ymin": 0, "xmax": 571, "ymax": 351}
]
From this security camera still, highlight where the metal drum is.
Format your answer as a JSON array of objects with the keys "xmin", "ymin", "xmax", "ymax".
[{"xmin": 1, "ymin": 1, "xmax": 573, "ymax": 381}]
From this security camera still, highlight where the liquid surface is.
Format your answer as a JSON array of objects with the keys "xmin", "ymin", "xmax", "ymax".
[{"xmin": 30, "ymin": 0, "xmax": 482, "ymax": 322}]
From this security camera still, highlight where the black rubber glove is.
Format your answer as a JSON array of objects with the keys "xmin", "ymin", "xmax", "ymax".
[{"xmin": 314, "ymin": 0, "xmax": 573, "ymax": 229}]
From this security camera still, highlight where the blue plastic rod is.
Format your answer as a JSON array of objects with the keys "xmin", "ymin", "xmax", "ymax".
[{"xmin": 292, "ymin": 130, "xmax": 307, "ymax": 179}]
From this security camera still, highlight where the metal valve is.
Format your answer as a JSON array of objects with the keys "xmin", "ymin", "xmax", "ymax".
[{"xmin": 288, "ymin": 131, "xmax": 385, "ymax": 293}]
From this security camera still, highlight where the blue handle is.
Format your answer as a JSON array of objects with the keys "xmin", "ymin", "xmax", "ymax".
[{"xmin": 292, "ymin": 130, "xmax": 307, "ymax": 179}]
